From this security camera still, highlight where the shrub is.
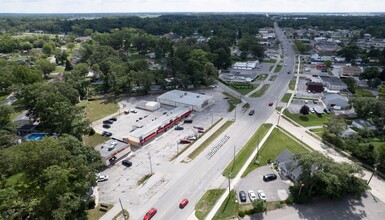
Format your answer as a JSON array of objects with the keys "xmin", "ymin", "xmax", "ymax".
[
  {"xmin": 238, "ymin": 210, "xmax": 245, "ymax": 218},
  {"xmin": 244, "ymin": 208, "xmax": 254, "ymax": 215},
  {"xmin": 285, "ymin": 195, "xmax": 294, "ymax": 205},
  {"xmin": 274, "ymin": 202, "xmax": 282, "ymax": 209},
  {"xmin": 89, "ymin": 127, "xmax": 96, "ymax": 135}
]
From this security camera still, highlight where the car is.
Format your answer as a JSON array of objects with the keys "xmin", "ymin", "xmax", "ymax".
[
  {"xmin": 102, "ymin": 124, "xmax": 111, "ymax": 129},
  {"xmin": 324, "ymin": 108, "xmax": 331, "ymax": 114},
  {"xmin": 109, "ymin": 156, "xmax": 117, "ymax": 164},
  {"xmin": 184, "ymin": 119, "xmax": 193, "ymax": 123},
  {"xmin": 143, "ymin": 208, "xmax": 157, "ymax": 220},
  {"xmin": 193, "ymin": 126, "xmax": 204, "ymax": 130},
  {"xmin": 263, "ymin": 174, "xmax": 277, "ymax": 181},
  {"xmin": 198, "ymin": 130, "xmax": 205, "ymax": 134},
  {"xmin": 103, "ymin": 120, "xmax": 113, "ymax": 124},
  {"xmin": 257, "ymin": 190, "xmax": 266, "ymax": 201},
  {"xmin": 249, "ymin": 110, "xmax": 255, "ymax": 116},
  {"xmin": 109, "ymin": 117, "xmax": 117, "ymax": 121},
  {"xmin": 313, "ymin": 100, "xmax": 318, "ymax": 104},
  {"xmin": 309, "ymin": 108, "xmax": 315, "ymax": 113},
  {"xmin": 130, "ymin": 109, "xmax": 138, "ymax": 113},
  {"xmin": 186, "ymin": 135, "xmax": 197, "ymax": 140},
  {"xmin": 179, "ymin": 198, "xmax": 189, "ymax": 209},
  {"xmin": 179, "ymin": 139, "xmax": 192, "ymax": 144},
  {"xmin": 175, "ymin": 126, "xmax": 184, "ymax": 130},
  {"xmin": 287, "ymin": 71, "xmax": 291, "ymax": 74},
  {"xmin": 248, "ymin": 190, "xmax": 257, "ymax": 201},
  {"xmin": 239, "ymin": 191, "xmax": 247, "ymax": 202},
  {"xmin": 122, "ymin": 159, "xmax": 132, "ymax": 167},
  {"xmin": 268, "ymin": 102, "xmax": 273, "ymax": 106},
  {"xmin": 96, "ymin": 174, "xmax": 109, "ymax": 182},
  {"xmin": 124, "ymin": 110, "xmax": 130, "ymax": 114},
  {"xmin": 102, "ymin": 131, "xmax": 112, "ymax": 137}
]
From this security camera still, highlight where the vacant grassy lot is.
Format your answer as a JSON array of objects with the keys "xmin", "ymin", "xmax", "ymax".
[
  {"xmin": 87, "ymin": 204, "xmax": 113, "ymax": 220},
  {"xmin": 223, "ymin": 124, "xmax": 272, "ymax": 178},
  {"xmin": 195, "ymin": 189, "xmax": 226, "ymax": 220},
  {"xmin": 289, "ymin": 80, "xmax": 296, "ymax": 90},
  {"xmin": 274, "ymin": 65, "xmax": 283, "ymax": 73},
  {"xmin": 83, "ymin": 133, "xmax": 109, "ymax": 147},
  {"xmin": 223, "ymin": 92, "xmax": 242, "ymax": 112},
  {"xmin": 243, "ymin": 128, "xmax": 311, "ymax": 177},
  {"xmin": 188, "ymin": 121, "xmax": 234, "ymax": 160},
  {"xmin": 355, "ymin": 88, "xmax": 374, "ymax": 97},
  {"xmin": 283, "ymin": 109, "xmax": 332, "ymax": 127},
  {"xmin": 213, "ymin": 190, "xmax": 238, "ymax": 220},
  {"xmin": 82, "ymin": 99, "xmax": 119, "ymax": 122},
  {"xmin": 281, "ymin": 93, "xmax": 292, "ymax": 103},
  {"xmin": 250, "ymin": 84, "xmax": 270, "ymax": 97}
]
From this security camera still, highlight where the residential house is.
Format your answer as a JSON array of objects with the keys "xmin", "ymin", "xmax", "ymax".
[
  {"xmin": 352, "ymin": 119, "xmax": 377, "ymax": 131},
  {"xmin": 323, "ymin": 93, "xmax": 349, "ymax": 109},
  {"xmin": 319, "ymin": 76, "xmax": 347, "ymax": 91},
  {"xmin": 275, "ymin": 149, "xmax": 302, "ymax": 181},
  {"xmin": 342, "ymin": 66, "xmax": 362, "ymax": 77}
]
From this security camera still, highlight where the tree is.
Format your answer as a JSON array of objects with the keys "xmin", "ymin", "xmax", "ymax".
[
  {"xmin": 0, "ymin": 135, "xmax": 101, "ymax": 219},
  {"xmin": 351, "ymin": 97, "xmax": 377, "ymax": 119},
  {"xmin": 35, "ymin": 59, "xmax": 56, "ymax": 78},
  {"xmin": 0, "ymin": 105, "xmax": 16, "ymax": 148},
  {"xmin": 66, "ymin": 42, "xmax": 76, "ymax": 52},
  {"xmin": 324, "ymin": 60, "xmax": 332, "ymax": 68},
  {"xmin": 42, "ymin": 42, "xmax": 55, "ymax": 55},
  {"xmin": 360, "ymin": 67, "xmax": 380, "ymax": 80},
  {"xmin": 289, "ymin": 152, "xmax": 369, "ymax": 203},
  {"xmin": 300, "ymin": 105, "xmax": 310, "ymax": 115},
  {"xmin": 252, "ymin": 199, "xmax": 265, "ymax": 213},
  {"xmin": 11, "ymin": 65, "xmax": 43, "ymax": 85}
]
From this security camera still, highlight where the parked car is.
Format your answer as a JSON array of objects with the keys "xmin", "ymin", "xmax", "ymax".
[
  {"xmin": 193, "ymin": 126, "xmax": 204, "ymax": 130},
  {"xmin": 287, "ymin": 71, "xmax": 291, "ymax": 74},
  {"xmin": 268, "ymin": 102, "xmax": 273, "ymax": 106},
  {"xmin": 313, "ymin": 100, "xmax": 318, "ymax": 104},
  {"xmin": 109, "ymin": 117, "xmax": 117, "ymax": 121},
  {"xmin": 124, "ymin": 110, "xmax": 129, "ymax": 114},
  {"xmin": 143, "ymin": 208, "xmax": 157, "ymax": 220},
  {"xmin": 248, "ymin": 190, "xmax": 257, "ymax": 201},
  {"xmin": 179, "ymin": 198, "xmax": 189, "ymax": 209},
  {"xmin": 249, "ymin": 110, "xmax": 255, "ymax": 116},
  {"xmin": 186, "ymin": 135, "xmax": 197, "ymax": 140},
  {"xmin": 175, "ymin": 126, "xmax": 184, "ymax": 130},
  {"xmin": 184, "ymin": 119, "xmax": 193, "ymax": 123},
  {"xmin": 309, "ymin": 108, "xmax": 315, "ymax": 113},
  {"xmin": 198, "ymin": 130, "xmax": 205, "ymax": 134},
  {"xmin": 102, "ymin": 131, "xmax": 112, "ymax": 137},
  {"xmin": 96, "ymin": 174, "xmax": 109, "ymax": 182},
  {"xmin": 130, "ymin": 109, "xmax": 138, "ymax": 113},
  {"xmin": 109, "ymin": 156, "xmax": 117, "ymax": 164},
  {"xmin": 257, "ymin": 190, "xmax": 266, "ymax": 201},
  {"xmin": 263, "ymin": 173, "xmax": 277, "ymax": 181},
  {"xmin": 122, "ymin": 159, "xmax": 132, "ymax": 167},
  {"xmin": 179, "ymin": 139, "xmax": 192, "ymax": 144},
  {"xmin": 239, "ymin": 191, "xmax": 247, "ymax": 202},
  {"xmin": 102, "ymin": 124, "xmax": 111, "ymax": 129},
  {"xmin": 103, "ymin": 120, "xmax": 113, "ymax": 124},
  {"xmin": 324, "ymin": 108, "xmax": 331, "ymax": 114}
]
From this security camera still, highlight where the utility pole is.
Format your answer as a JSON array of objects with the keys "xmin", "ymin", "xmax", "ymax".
[
  {"xmin": 119, "ymin": 198, "xmax": 127, "ymax": 220},
  {"xmin": 176, "ymin": 141, "xmax": 179, "ymax": 153},
  {"xmin": 368, "ymin": 163, "xmax": 379, "ymax": 184},
  {"xmin": 234, "ymin": 106, "xmax": 237, "ymax": 121},
  {"xmin": 233, "ymin": 145, "xmax": 236, "ymax": 163},
  {"xmin": 227, "ymin": 172, "xmax": 231, "ymax": 194},
  {"xmin": 148, "ymin": 152, "xmax": 153, "ymax": 175}
]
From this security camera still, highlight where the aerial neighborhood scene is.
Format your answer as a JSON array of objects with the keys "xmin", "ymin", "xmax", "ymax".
[{"xmin": 2, "ymin": 0, "xmax": 385, "ymax": 220}]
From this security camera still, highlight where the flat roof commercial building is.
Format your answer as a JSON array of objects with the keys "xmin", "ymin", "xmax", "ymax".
[
  {"xmin": 127, "ymin": 107, "xmax": 192, "ymax": 147},
  {"xmin": 157, "ymin": 90, "xmax": 214, "ymax": 111},
  {"xmin": 95, "ymin": 138, "xmax": 131, "ymax": 166}
]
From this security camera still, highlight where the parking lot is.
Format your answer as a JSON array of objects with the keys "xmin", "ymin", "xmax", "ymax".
[{"xmin": 235, "ymin": 165, "xmax": 290, "ymax": 203}]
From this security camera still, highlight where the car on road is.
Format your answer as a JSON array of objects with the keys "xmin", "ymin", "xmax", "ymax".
[
  {"xmin": 96, "ymin": 174, "xmax": 109, "ymax": 182},
  {"xmin": 179, "ymin": 139, "xmax": 192, "ymax": 144},
  {"xmin": 249, "ymin": 110, "xmax": 255, "ymax": 116},
  {"xmin": 287, "ymin": 71, "xmax": 291, "ymax": 74},
  {"xmin": 263, "ymin": 173, "xmax": 277, "ymax": 181},
  {"xmin": 102, "ymin": 124, "xmax": 111, "ymax": 129},
  {"xmin": 248, "ymin": 190, "xmax": 257, "ymax": 201},
  {"xmin": 257, "ymin": 190, "xmax": 266, "ymax": 201},
  {"xmin": 184, "ymin": 119, "xmax": 193, "ymax": 123},
  {"xmin": 313, "ymin": 100, "xmax": 318, "ymax": 104},
  {"xmin": 175, "ymin": 126, "xmax": 184, "ymax": 130},
  {"xmin": 122, "ymin": 159, "xmax": 132, "ymax": 167},
  {"xmin": 179, "ymin": 198, "xmax": 189, "ymax": 209},
  {"xmin": 143, "ymin": 208, "xmax": 157, "ymax": 220},
  {"xmin": 102, "ymin": 131, "xmax": 112, "ymax": 137},
  {"xmin": 268, "ymin": 102, "xmax": 273, "ymax": 106},
  {"xmin": 239, "ymin": 191, "xmax": 247, "ymax": 202}
]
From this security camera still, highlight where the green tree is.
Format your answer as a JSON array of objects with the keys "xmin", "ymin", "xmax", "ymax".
[
  {"xmin": 42, "ymin": 42, "xmax": 55, "ymax": 55},
  {"xmin": 35, "ymin": 59, "xmax": 56, "ymax": 78},
  {"xmin": 66, "ymin": 42, "xmax": 76, "ymax": 52},
  {"xmin": 11, "ymin": 65, "xmax": 43, "ymax": 85},
  {"xmin": 252, "ymin": 199, "xmax": 266, "ymax": 213},
  {"xmin": 0, "ymin": 105, "xmax": 16, "ymax": 148},
  {"xmin": 300, "ymin": 105, "xmax": 310, "ymax": 115}
]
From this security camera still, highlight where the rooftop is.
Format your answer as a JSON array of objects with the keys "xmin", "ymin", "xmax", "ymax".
[
  {"xmin": 157, "ymin": 90, "xmax": 213, "ymax": 107},
  {"xmin": 319, "ymin": 76, "xmax": 347, "ymax": 87},
  {"xmin": 95, "ymin": 138, "xmax": 129, "ymax": 158}
]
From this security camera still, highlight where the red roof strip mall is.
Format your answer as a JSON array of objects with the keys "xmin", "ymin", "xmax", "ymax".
[{"xmin": 127, "ymin": 107, "xmax": 192, "ymax": 147}]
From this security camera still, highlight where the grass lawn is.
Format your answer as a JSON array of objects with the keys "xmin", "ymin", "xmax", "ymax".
[
  {"xmin": 263, "ymin": 59, "xmax": 277, "ymax": 63},
  {"xmin": 84, "ymin": 99, "xmax": 119, "ymax": 122},
  {"xmin": 231, "ymin": 84, "xmax": 258, "ymax": 95},
  {"xmin": 257, "ymin": 74, "xmax": 268, "ymax": 81},
  {"xmin": 283, "ymin": 109, "xmax": 332, "ymax": 127},
  {"xmin": 213, "ymin": 190, "xmax": 238, "ymax": 220},
  {"xmin": 242, "ymin": 128, "xmax": 311, "ymax": 177},
  {"xmin": 54, "ymin": 65, "xmax": 65, "ymax": 72},
  {"xmin": 242, "ymin": 103, "xmax": 250, "ymax": 111},
  {"xmin": 195, "ymin": 189, "xmax": 226, "ymax": 220},
  {"xmin": 269, "ymin": 65, "xmax": 274, "ymax": 72},
  {"xmin": 327, "ymin": 69, "xmax": 333, "ymax": 76},
  {"xmin": 223, "ymin": 92, "xmax": 242, "ymax": 112},
  {"xmin": 288, "ymin": 80, "xmax": 296, "ymax": 90},
  {"xmin": 188, "ymin": 121, "xmax": 234, "ymax": 160},
  {"xmin": 309, "ymin": 127, "xmax": 325, "ymax": 136},
  {"xmin": 250, "ymin": 84, "xmax": 270, "ymax": 98},
  {"xmin": 223, "ymin": 124, "xmax": 272, "ymax": 178},
  {"xmin": 281, "ymin": 93, "xmax": 292, "ymax": 103},
  {"xmin": 0, "ymin": 92, "xmax": 10, "ymax": 102},
  {"xmin": 10, "ymin": 106, "xmax": 27, "ymax": 121},
  {"xmin": 87, "ymin": 204, "xmax": 113, "ymax": 220},
  {"xmin": 83, "ymin": 133, "xmax": 109, "ymax": 147},
  {"xmin": 129, "ymin": 53, "xmax": 145, "ymax": 61},
  {"xmin": 274, "ymin": 65, "xmax": 283, "ymax": 73},
  {"xmin": 355, "ymin": 88, "xmax": 374, "ymax": 97},
  {"xmin": 269, "ymin": 75, "xmax": 277, "ymax": 81}
]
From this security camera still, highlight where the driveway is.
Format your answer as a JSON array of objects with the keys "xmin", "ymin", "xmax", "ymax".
[{"xmin": 235, "ymin": 165, "xmax": 290, "ymax": 203}]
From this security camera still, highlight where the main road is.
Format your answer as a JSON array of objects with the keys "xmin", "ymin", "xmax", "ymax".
[{"xmin": 101, "ymin": 22, "xmax": 296, "ymax": 220}]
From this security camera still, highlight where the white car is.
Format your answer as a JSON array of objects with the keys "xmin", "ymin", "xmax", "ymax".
[
  {"xmin": 309, "ymin": 108, "xmax": 315, "ymax": 113},
  {"xmin": 96, "ymin": 173, "xmax": 109, "ymax": 182},
  {"xmin": 248, "ymin": 190, "xmax": 257, "ymax": 201},
  {"xmin": 257, "ymin": 190, "xmax": 266, "ymax": 201}
]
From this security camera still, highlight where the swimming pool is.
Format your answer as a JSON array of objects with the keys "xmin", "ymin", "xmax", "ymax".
[{"xmin": 23, "ymin": 133, "xmax": 48, "ymax": 141}]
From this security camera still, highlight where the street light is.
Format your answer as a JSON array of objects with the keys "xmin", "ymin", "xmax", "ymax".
[
  {"xmin": 148, "ymin": 152, "xmax": 153, "ymax": 175},
  {"xmin": 298, "ymin": 182, "xmax": 305, "ymax": 196},
  {"xmin": 367, "ymin": 163, "xmax": 379, "ymax": 184}
]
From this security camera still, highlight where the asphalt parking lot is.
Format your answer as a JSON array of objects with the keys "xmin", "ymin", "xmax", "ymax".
[
  {"xmin": 288, "ymin": 98, "xmax": 326, "ymax": 115},
  {"xmin": 236, "ymin": 165, "xmax": 290, "ymax": 203}
]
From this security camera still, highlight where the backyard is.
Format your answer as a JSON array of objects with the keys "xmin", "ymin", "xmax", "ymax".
[
  {"xmin": 79, "ymin": 99, "xmax": 120, "ymax": 122},
  {"xmin": 283, "ymin": 109, "xmax": 332, "ymax": 127}
]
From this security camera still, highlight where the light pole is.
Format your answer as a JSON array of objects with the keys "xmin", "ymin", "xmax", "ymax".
[
  {"xmin": 227, "ymin": 172, "xmax": 231, "ymax": 194},
  {"xmin": 176, "ymin": 141, "xmax": 179, "ymax": 153},
  {"xmin": 119, "ymin": 198, "xmax": 127, "ymax": 220},
  {"xmin": 367, "ymin": 163, "xmax": 379, "ymax": 184},
  {"xmin": 233, "ymin": 145, "xmax": 236, "ymax": 163},
  {"xmin": 298, "ymin": 182, "xmax": 305, "ymax": 196},
  {"xmin": 148, "ymin": 152, "xmax": 153, "ymax": 175}
]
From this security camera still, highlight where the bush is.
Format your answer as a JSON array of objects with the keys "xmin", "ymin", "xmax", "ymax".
[
  {"xmin": 89, "ymin": 127, "xmax": 95, "ymax": 135},
  {"xmin": 238, "ymin": 210, "xmax": 245, "ymax": 218},
  {"xmin": 274, "ymin": 202, "xmax": 282, "ymax": 209},
  {"xmin": 244, "ymin": 208, "xmax": 255, "ymax": 215},
  {"xmin": 285, "ymin": 195, "xmax": 294, "ymax": 205},
  {"xmin": 252, "ymin": 199, "xmax": 266, "ymax": 213}
]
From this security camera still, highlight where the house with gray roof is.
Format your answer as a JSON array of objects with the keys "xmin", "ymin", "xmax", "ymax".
[
  {"xmin": 323, "ymin": 93, "xmax": 349, "ymax": 110},
  {"xmin": 352, "ymin": 119, "xmax": 377, "ymax": 131},
  {"xmin": 275, "ymin": 149, "xmax": 302, "ymax": 181}
]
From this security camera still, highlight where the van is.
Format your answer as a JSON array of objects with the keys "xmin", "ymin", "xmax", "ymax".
[{"xmin": 249, "ymin": 110, "xmax": 255, "ymax": 116}]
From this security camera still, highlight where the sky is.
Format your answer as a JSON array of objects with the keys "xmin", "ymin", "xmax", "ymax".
[{"xmin": 0, "ymin": 0, "xmax": 384, "ymax": 13}]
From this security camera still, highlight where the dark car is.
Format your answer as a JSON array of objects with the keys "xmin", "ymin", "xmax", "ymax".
[
  {"xmin": 287, "ymin": 71, "xmax": 291, "ymax": 74},
  {"xmin": 122, "ymin": 159, "xmax": 132, "ymax": 167},
  {"xmin": 324, "ymin": 108, "xmax": 331, "ymax": 114},
  {"xmin": 109, "ymin": 117, "xmax": 117, "ymax": 121},
  {"xmin": 249, "ymin": 110, "xmax": 255, "ymax": 116},
  {"xmin": 102, "ymin": 124, "xmax": 111, "ymax": 129},
  {"xmin": 268, "ymin": 102, "xmax": 274, "ymax": 106},
  {"xmin": 184, "ymin": 119, "xmax": 193, "ymax": 123},
  {"xmin": 175, "ymin": 126, "xmax": 184, "ymax": 130},
  {"xmin": 239, "ymin": 191, "xmax": 247, "ymax": 202},
  {"xmin": 102, "ymin": 131, "xmax": 112, "ymax": 136},
  {"xmin": 263, "ymin": 174, "xmax": 277, "ymax": 181},
  {"xmin": 103, "ymin": 120, "xmax": 113, "ymax": 124}
]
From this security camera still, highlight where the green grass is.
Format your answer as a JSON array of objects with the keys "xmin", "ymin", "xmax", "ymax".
[
  {"xmin": 188, "ymin": 121, "xmax": 234, "ymax": 160},
  {"xmin": 263, "ymin": 59, "xmax": 277, "ymax": 63},
  {"xmin": 242, "ymin": 103, "xmax": 250, "ymax": 110},
  {"xmin": 195, "ymin": 189, "xmax": 226, "ymax": 220},
  {"xmin": 327, "ymin": 69, "xmax": 333, "ymax": 76},
  {"xmin": 112, "ymin": 209, "xmax": 129, "ymax": 220},
  {"xmin": 269, "ymin": 65, "xmax": 274, "ymax": 72},
  {"xmin": 223, "ymin": 92, "xmax": 242, "ymax": 112},
  {"xmin": 242, "ymin": 128, "xmax": 311, "ymax": 177},
  {"xmin": 283, "ymin": 109, "xmax": 332, "ymax": 127},
  {"xmin": 223, "ymin": 124, "xmax": 273, "ymax": 178},
  {"xmin": 281, "ymin": 93, "xmax": 292, "ymax": 103},
  {"xmin": 269, "ymin": 75, "xmax": 277, "ymax": 81},
  {"xmin": 213, "ymin": 190, "xmax": 238, "ymax": 220},
  {"xmin": 129, "ymin": 53, "xmax": 145, "ymax": 61},
  {"xmin": 309, "ymin": 127, "xmax": 325, "ymax": 136},
  {"xmin": 87, "ymin": 204, "xmax": 113, "ymax": 220},
  {"xmin": 289, "ymin": 80, "xmax": 296, "ymax": 90},
  {"xmin": 0, "ymin": 92, "xmax": 10, "ymax": 102},
  {"xmin": 10, "ymin": 106, "xmax": 27, "ymax": 121},
  {"xmin": 84, "ymin": 99, "xmax": 119, "ymax": 122},
  {"xmin": 54, "ymin": 65, "xmax": 65, "ymax": 72},
  {"xmin": 274, "ymin": 65, "xmax": 283, "ymax": 73},
  {"xmin": 83, "ymin": 133, "xmax": 110, "ymax": 147},
  {"xmin": 355, "ymin": 89, "xmax": 374, "ymax": 97},
  {"xmin": 230, "ymin": 83, "xmax": 257, "ymax": 95},
  {"xmin": 257, "ymin": 74, "xmax": 268, "ymax": 81},
  {"xmin": 137, "ymin": 173, "xmax": 153, "ymax": 186},
  {"xmin": 250, "ymin": 84, "xmax": 270, "ymax": 97}
]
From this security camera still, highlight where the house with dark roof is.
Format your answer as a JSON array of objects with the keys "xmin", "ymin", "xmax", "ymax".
[
  {"xmin": 352, "ymin": 119, "xmax": 377, "ymax": 131},
  {"xmin": 323, "ymin": 93, "xmax": 349, "ymax": 110},
  {"xmin": 275, "ymin": 149, "xmax": 302, "ymax": 181}
]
